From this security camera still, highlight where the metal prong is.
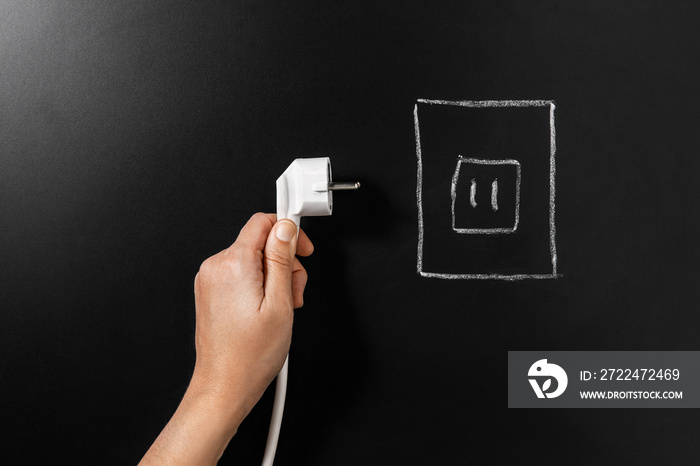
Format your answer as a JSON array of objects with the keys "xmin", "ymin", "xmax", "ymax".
[{"xmin": 328, "ymin": 181, "xmax": 360, "ymax": 191}]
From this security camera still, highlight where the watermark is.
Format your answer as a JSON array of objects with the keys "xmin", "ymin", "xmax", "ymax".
[
  {"xmin": 509, "ymin": 352, "xmax": 700, "ymax": 408},
  {"xmin": 528, "ymin": 359, "xmax": 568, "ymax": 398}
]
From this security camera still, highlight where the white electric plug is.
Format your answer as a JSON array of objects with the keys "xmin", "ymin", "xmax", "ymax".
[
  {"xmin": 276, "ymin": 157, "xmax": 360, "ymax": 225},
  {"xmin": 262, "ymin": 157, "xmax": 358, "ymax": 466}
]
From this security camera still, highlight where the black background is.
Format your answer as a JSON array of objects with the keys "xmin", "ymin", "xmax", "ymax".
[{"xmin": 1, "ymin": 1, "xmax": 699, "ymax": 464}]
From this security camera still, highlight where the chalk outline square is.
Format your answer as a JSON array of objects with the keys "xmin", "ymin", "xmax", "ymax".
[
  {"xmin": 451, "ymin": 156, "xmax": 521, "ymax": 234},
  {"xmin": 415, "ymin": 99, "xmax": 559, "ymax": 280}
]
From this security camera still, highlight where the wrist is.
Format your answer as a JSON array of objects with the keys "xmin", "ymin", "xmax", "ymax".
[
  {"xmin": 186, "ymin": 370, "xmax": 251, "ymax": 437},
  {"xmin": 140, "ymin": 372, "xmax": 249, "ymax": 465}
]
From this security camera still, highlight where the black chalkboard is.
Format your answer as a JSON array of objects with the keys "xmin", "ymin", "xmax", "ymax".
[{"xmin": 2, "ymin": 1, "xmax": 700, "ymax": 464}]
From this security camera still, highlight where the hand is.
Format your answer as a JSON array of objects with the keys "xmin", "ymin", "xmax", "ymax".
[
  {"xmin": 192, "ymin": 212, "xmax": 314, "ymax": 412},
  {"xmin": 140, "ymin": 213, "xmax": 313, "ymax": 465}
]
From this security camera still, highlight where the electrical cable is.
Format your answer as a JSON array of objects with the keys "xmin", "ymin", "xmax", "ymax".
[{"xmin": 261, "ymin": 355, "xmax": 288, "ymax": 466}]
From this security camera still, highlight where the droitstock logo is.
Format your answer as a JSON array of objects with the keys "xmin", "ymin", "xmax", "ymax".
[{"xmin": 528, "ymin": 359, "xmax": 568, "ymax": 399}]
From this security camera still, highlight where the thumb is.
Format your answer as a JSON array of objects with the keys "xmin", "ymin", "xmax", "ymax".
[{"xmin": 262, "ymin": 219, "xmax": 298, "ymax": 311}]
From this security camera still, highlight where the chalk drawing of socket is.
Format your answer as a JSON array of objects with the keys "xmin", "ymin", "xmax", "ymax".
[
  {"xmin": 414, "ymin": 99, "xmax": 559, "ymax": 280},
  {"xmin": 528, "ymin": 359, "xmax": 568, "ymax": 399},
  {"xmin": 451, "ymin": 157, "xmax": 521, "ymax": 234}
]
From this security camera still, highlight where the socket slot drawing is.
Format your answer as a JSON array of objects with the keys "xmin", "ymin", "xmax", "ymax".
[{"xmin": 450, "ymin": 157, "xmax": 521, "ymax": 234}]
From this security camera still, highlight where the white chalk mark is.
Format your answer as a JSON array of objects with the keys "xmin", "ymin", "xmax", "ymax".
[
  {"xmin": 470, "ymin": 179, "xmax": 478, "ymax": 208},
  {"xmin": 419, "ymin": 271, "xmax": 561, "ymax": 281},
  {"xmin": 416, "ymin": 99, "xmax": 558, "ymax": 280},
  {"xmin": 450, "ymin": 157, "xmax": 520, "ymax": 234},
  {"xmin": 417, "ymin": 99, "xmax": 553, "ymax": 108},
  {"xmin": 491, "ymin": 178, "xmax": 498, "ymax": 212},
  {"xmin": 415, "ymin": 104, "xmax": 425, "ymax": 275},
  {"xmin": 449, "ymin": 158, "xmax": 462, "ymax": 232},
  {"xmin": 549, "ymin": 102, "xmax": 558, "ymax": 275}
]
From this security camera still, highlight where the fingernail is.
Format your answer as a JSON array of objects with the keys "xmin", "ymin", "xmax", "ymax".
[{"xmin": 276, "ymin": 220, "xmax": 296, "ymax": 242}]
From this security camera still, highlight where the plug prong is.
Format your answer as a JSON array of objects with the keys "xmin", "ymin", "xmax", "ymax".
[{"xmin": 328, "ymin": 181, "xmax": 361, "ymax": 191}]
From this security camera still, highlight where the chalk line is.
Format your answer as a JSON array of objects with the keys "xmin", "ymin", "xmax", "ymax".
[
  {"xmin": 491, "ymin": 179, "xmax": 498, "ymax": 212},
  {"xmin": 415, "ymin": 104, "xmax": 424, "ymax": 274},
  {"xmin": 417, "ymin": 99, "xmax": 553, "ymax": 108},
  {"xmin": 419, "ymin": 272, "xmax": 561, "ymax": 281},
  {"xmin": 549, "ymin": 102, "xmax": 558, "ymax": 275},
  {"xmin": 449, "ymin": 157, "xmax": 462, "ymax": 231}
]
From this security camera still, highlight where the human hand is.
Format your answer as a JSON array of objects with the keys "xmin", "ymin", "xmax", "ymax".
[
  {"xmin": 140, "ymin": 212, "xmax": 313, "ymax": 465},
  {"xmin": 191, "ymin": 212, "xmax": 314, "ymax": 413}
]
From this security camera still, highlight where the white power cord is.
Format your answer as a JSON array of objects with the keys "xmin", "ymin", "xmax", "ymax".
[
  {"xmin": 260, "ymin": 355, "xmax": 288, "ymax": 466},
  {"xmin": 261, "ymin": 158, "xmax": 358, "ymax": 465}
]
